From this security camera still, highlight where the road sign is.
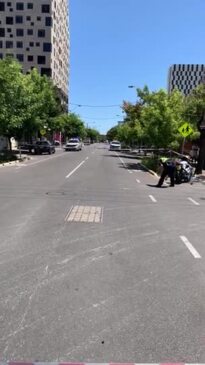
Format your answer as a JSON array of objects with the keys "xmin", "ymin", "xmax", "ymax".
[
  {"xmin": 40, "ymin": 129, "xmax": 46, "ymax": 136},
  {"xmin": 178, "ymin": 122, "xmax": 193, "ymax": 138}
]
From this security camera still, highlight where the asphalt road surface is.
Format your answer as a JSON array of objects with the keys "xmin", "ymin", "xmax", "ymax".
[{"xmin": 0, "ymin": 144, "xmax": 205, "ymax": 363}]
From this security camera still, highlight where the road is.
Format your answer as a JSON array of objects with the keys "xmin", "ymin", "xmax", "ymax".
[{"xmin": 0, "ymin": 144, "xmax": 205, "ymax": 363}]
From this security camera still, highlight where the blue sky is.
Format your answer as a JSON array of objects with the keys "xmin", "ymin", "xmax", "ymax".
[{"xmin": 69, "ymin": 0, "xmax": 205, "ymax": 134}]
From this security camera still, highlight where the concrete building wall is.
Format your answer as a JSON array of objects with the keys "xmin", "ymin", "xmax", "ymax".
[
  {"xmin": 0, "ymin": 0, "xmax": 69, "ymax": 102},
  {"xmin": 168, "ymin": 64, "xmax": 205, "ymax": 95}
]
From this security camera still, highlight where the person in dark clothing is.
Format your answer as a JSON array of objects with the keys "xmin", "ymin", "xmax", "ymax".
[{"xmin": 156, "ymin": 158, "xmax": 176, "ymax": 187}]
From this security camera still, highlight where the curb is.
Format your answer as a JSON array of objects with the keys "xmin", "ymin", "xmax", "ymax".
[{"xmin": 0, "ymin": 156, "xmax": 31, "ymax": 167}]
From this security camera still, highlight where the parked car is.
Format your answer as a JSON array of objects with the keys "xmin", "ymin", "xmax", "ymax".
[
  {"xmin": 109, "ymin": 140, "xmax": 121, "ymax": 151},
  {"xmin": 65, "ymin": 138, "xmax": 82, "ymax": 151},
  {"xmin": 32, "ymin": 141, "xmax": 55, "ymax": 155}
]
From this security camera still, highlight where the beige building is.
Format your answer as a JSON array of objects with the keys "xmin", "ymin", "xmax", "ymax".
[{"xmin": 0, "ymin": 0, "xmax": 69, "ymax": 107}]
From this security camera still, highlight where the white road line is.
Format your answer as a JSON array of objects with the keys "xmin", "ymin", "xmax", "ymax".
[
  {"xmin": 128, "ymin": 170, "xmax": 133, "ymax": 174},
  {"xmin": 65, "ymin": 160, "xmax": 85, "ymax": 179},
  {"xmin": 180, "ymin": 235, "xmax": 201, "ymax": 259},
  {"xmin": 149, "ymin": 194, "xmax": 157, "ymax": 203},
  {"xmin": 118, "ymin": 155, "xmax": 127, "ymax": 168},
  {"xmin": 85, "ymin": 156, "xmax": 89, "ymax": 160},
  {"xmin": 188, "ymin": 197, "xmax": 200, "ymax": 206},
  {"xmin": 136, "ymin": 179, "xmax": 140, "ymax": 183}
]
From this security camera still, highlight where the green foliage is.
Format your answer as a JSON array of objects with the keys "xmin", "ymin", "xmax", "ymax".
[
  {"xmin": 0, "ymin": 58, "xmax": 64, "ymax": 146},
  {"xmin": 0, "ymin": 58, "xmax": 30, "ymax": 141},
  {"xmin": 106, "ymin": 125, "xmax": 119, "ymax": 141},
  {"xmin": 63, "ymin": 113, "xmax": 86, "ymax": 139},
  {"xmin": 113, "ymin": 87, "xmax": 200, "ymax": 150},
  {"xmin": 85, "ymin": 128, "xmax": 100, "ymax": 142}
]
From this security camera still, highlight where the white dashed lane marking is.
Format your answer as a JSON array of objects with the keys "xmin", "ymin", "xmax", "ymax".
[
  {"xmin": 188, "ymin": 197, "xmax": 200, "ymax": 206},
  {"xmin": 149, "ymin": 194, "xmax": 157, "ymax": 203},
  {"xmin": 180, "ymin": 235, "xmax": 201, "ymax": 259},
  {"xmin": 65, "ymin": 160, "xmax": 86, "ymax": 179},
  {"xmin": 136, "ymin": 179, "xmax": 140, "ymax": 183}
]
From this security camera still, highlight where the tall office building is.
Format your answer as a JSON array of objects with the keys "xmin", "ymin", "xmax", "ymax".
[
  {"xmin": 0, "ymin": 0, "xmax": 69, "ymax": 107},
  {"xmin": 168, "ymin": 64, "xmax": 205, "ymax": 96}
]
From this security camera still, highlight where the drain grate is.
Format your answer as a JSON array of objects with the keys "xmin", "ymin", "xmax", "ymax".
[{"xmin": 65, "ymin": 205, "xmax": 103, "ymax": 223}]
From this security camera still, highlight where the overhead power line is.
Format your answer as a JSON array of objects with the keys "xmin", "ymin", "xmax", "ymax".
[{"xmin": 69, "ymin": 102, "xmax": 121, "ymax": 108}]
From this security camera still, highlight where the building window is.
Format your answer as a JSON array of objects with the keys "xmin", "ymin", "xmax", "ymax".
[
  {"xmin": 38, "ymin": 29, "xmax": 45, "ymax": 37},
  {"xmin": 27, "ymin": 3, "xmax": 33, "ymax": 9},
  {"xmin": 16, "ymin": 54, "xmax": 24, "ymax": 62},
  {"xmin": 6, "ymin": 17, "xmax": 13, "ymax": 24},
  {"xmin": 41, "ymin": 68, "xmax": 52, "ymax": 77},
  {"xmin": 6, "ymin": 41, "xmax": 13, "ymax": 48},
  {"xmin": 16, "ymin": 41, "xmax": 23, "ymax": 48},
  {"xmin": 9, "ymin": 8, "xmax": 13, "ymax": 12},
  {"xmin": 6, "ymin": 53, "xmax": 13, "ymax": 57},
  {"xmin": 36, "ymin": 42, "xmax": 40, "ymax": 47},
  {"xmin": 26, "ymin": 16, "xmax": 31, "ymax": 21},
  {"xmin": 26, "ymin": 47, "xmax": 29, "ymax": 51},
  {"xmin": 16, "ymin": 28, "xmax": 24, "ymax": 36},
  {"xmin": 0, "ymin": 53, "xmax": 3, "ymax": 59},
  {"xmin": 27, "ymin": 55, "xmax": 33, "ymax": 61},
  {"xmin": 16, "ymin": 15, "xmax": 23, "ymax": 23},
  {"xmin": 43, "ymin": 42, "xmax": 52, "ymax": 52},
  {"xmin": 16, "ymin": 3, "xmax": 24, "ymax": 10},
  {"xmin": 37, "ymin": 16, "xmax": 41, "ymax": 21},
  {"xmin": 0, "ymin": 28, "xmax": 5, "ymax": 37},
  {"xmin": 0, "ymin": 40, "xmax": 2, "ymax": 48},
  {"xmin": 29, "ymin": 41, "xmax": 34, "ymax": 47},
  {"xmin": 0, "ymin": 2, "xmax": 5, "ymax": 11},
  {"xmin": 7, "ymin": 28, "xmax": 11, "ymax": 32},
  {"xmin": 38, "ymin": 55, "xmax": 46, "ymax": 64},
  {"xmin": 31, "ymin": 22, "xmax": 34, "ymax": 26},
  {"xmin": 45, "ymin": 17, "xmax": 52, "ymax": 26},
  {"xmin": 41, "ymin": 4, "xmax": 50, "ymax": 13},
  {"xmin": 27, "ymin": 29, "xmax": 33, "ymax": 35},
  {"xmin": 7, "ymin": 2, "xmax": 11, "ymax": 6}
]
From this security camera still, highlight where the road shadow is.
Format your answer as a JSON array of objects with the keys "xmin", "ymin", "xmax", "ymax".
[
  {"xmin": 146, "ymin": 184, "xmax": 169, "ymax": 188},
  {"xmin": 118, "ymin": 162, "xmax": 147, "ymax": 171}
]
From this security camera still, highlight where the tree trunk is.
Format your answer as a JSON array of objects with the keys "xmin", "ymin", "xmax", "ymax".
[{"xmin": 8, "ymin": 137, "xmax": 12, "ymax": 151}]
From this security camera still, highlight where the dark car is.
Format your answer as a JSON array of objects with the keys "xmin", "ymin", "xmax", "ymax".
[{"xmin": 33, "ymin": 141, "xmax": 55, "ymax": 155}]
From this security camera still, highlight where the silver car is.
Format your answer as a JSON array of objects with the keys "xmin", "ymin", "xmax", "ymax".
[
  {"xmin": 109, "ymin": 140, "xmax": 121, "ymax": 151},
  {"xmin": 65, "ymin": 138, "xmax": 82, "ymax": 151}
]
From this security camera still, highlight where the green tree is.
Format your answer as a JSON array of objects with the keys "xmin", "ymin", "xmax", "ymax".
[
  {"xmin": 63, "ymin": 113, "xmax": 86, "ymax": 139},
  {"xmin": 0, "ymin": 58, "xmax": 31, "ymax": 149},
  {"xmin": 22, "ymin": 68, "xmax": 62, "ymax": 140},
  {"xmin": 106, "ymin": 125, "xmax": 119, "ymax": 141},
  {"xmin": 85, "ymin": 127, "xmax": 100, "ymax": 142},
  {"xmin": 138, "ymin": 88, "xmax": 189, "ymax": 149},
  {"xmin": 184, "ymin": 84, "xmax": 205, "ymax": 172}
]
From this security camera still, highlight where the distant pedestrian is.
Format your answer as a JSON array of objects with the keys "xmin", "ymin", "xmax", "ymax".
[{"xmin": 156, "ymin": 157, "xmax": 176, "ymax": 187}]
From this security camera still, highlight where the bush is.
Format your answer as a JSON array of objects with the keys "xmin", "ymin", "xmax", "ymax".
[
  {"xmin": 0, "ymin": 152, "xmax": 18, "ymax": 164},
  {"xmin": 141, "ymin": 156, "xmax": 160, "ymax": 173}
]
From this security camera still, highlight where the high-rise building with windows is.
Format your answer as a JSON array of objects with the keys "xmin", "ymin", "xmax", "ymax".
[
  {"xmin": 168, "ymin": 64, "xmax": 205, "ymax": 96},
  {"xmin": 0, "ymin": 0, "xmax": 69, "ymax": 107}
]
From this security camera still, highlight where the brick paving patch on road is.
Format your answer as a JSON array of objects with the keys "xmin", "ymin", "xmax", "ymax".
[{"xmin": 66, "ymin": 205, "xmax": 103, "ymax": 223}]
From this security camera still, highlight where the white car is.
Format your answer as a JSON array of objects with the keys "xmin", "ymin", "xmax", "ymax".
[
  {"xmin": 109, "ymin": 140, "xmax": 121, "ymax": 151},
  {"xmin": 65, "ymin": 138, "xmax": 82, "ymax": 151}
]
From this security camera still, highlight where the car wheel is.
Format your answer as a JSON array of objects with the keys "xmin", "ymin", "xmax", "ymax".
[{"xmin": 48, "ymin": 150, "xmax": 51, "ymax": 155}]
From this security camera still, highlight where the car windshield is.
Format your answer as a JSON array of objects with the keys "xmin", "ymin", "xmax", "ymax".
[
  {"xmin": 68, "ymin": 139, "xmax": 79, "ymax": 143},
  {"xmin": 1, "ymin": 1, "xmax": 204, "ymax": 364},
  {"xmin": 111, "ymin": 141, "xmax": 120, "ymax": 145}
]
